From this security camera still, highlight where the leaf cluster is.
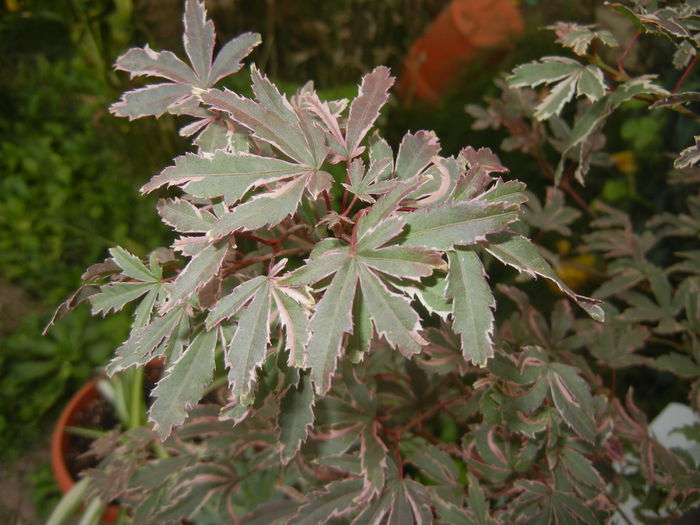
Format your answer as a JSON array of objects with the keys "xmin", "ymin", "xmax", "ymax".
[{"xmin": 51, "ymin": 1, "xmax": 700, "ymax": 524}]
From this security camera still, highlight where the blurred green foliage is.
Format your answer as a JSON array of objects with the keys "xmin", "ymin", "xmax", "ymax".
[
  {"xmin": 0, "ymin": 0, "xmax": 177, "ymax": 461},
  {"xmin": 0, "ymin": 306, "xmax": 132, "ymax": 460}
]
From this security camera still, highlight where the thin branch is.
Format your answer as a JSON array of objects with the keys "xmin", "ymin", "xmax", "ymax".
[
  {"xmin": 673, "ymin": 55, "xmax": 698, "ymax": 93},
  {"xmin": 618, "ymin": 30, "xmax": 641, "ymax": 78}
]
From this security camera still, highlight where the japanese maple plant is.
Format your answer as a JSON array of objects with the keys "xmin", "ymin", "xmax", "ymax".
[{"xmin": 50, "ymin": 0, "xmax": 700, "ymax": 523}]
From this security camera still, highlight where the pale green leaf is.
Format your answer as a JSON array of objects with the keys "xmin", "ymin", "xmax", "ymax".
[
  {"xmin": 163, "ymin": 241, "xmax": 228, "ymax": 311},
  {"xmin": 280, "ymin": 250, "xmax": 351, "ymax": 286},
  {"xmin": 356, "ymin": 177, "xmax": 426, "ymax": 243},
  {"xmin": 272, "ymin": 286, "xmax": 310, "ymax": 367},
  {"xmin": 547, "ymin": 363, "xmax": 596, "ymax": 442},
  {"xmin": 306, "ymin": 261, "xmax": 358, "ymax": 394},
  {"xmin": 226, "ymin": 280, "xmax": 272, "ymax": 397},
  {"xmin": 114, "ymin": 46, "xmax": 197, "ymax": 85},
  {"xmin": 446, "ymin": 250, "xmax": 495, "ymax": 365},
  {"xmin": 402, "ymin": 202, "xmax": 519, "ymax": 250},
  {"xmin": 208, "ymin": 32, "xmax": 261, "ymax": 85},
  {"xmin": 395, "ymin": 130, "xmax": 440, "ymax": 180},
  {"xmin": 361, "ymin": 422, "xmax": 388, "ymax": 493},
  {"xmin": 111, "ymin": 83, "xmax": 191, "ymax": 120},
  {"xmin": 109, "ymin": 246, "xmax": 159, "ymax": 282},
  {"xmin": 208, "ymin": 176, "xmax": 307, "ymax": 240},
  {"xmin": 157, "ymin": 198, "xmax": 216, "ymax": 233},
  {"xmin": 396, "ymin": 274, "xmax": 451, "ymax": 320},
  {"xmin": 485, "ymin": 234, "xmax": 604, "ymax": 321},
  {"xmin": 141, "ymin": 151, "xmax": 306, "ymax": 203},
  {"xmin": 356, "ymin": 217, "xmax": 406, "ymax": 252},
  {"xmin": 535, "ymin": 74, "xmax": 577, "ymax": 120},
  {"xmin": 345, "ymin": 66, "xmax": 394, "ymax": 159},
  {"xmin": 288, "ymin": 478, "xmax": 364, "ymax": 525},
  {"xmin": 560, "ymin": 447, "xmax": 604, "ymax": 488},
  {"xmin": 182, "ymin": 0, "xmax": 215, "ymax": 82},
  {"xmin": 133, "ymin": 285, "xmax": 161, "ymax": 329},
  {"xmin": 509, "ymin": 57, "xmax": 582, "ymax": 88},
  {"xmin": 347, "ymin": 293, "xmax": 372, "ymax": 360},
  {"xmin": 359, "ymin": 246, "xmax": 446, "ymax": 280},
  {"xmin": 149, "ymin": 329, "xmax": 218, "ymax": 439},
  {"xmin": 206, "ymin": 276, "xmax": 267, "ymax": 328},
  {"xmin": 250, "ymin": 64, "xmax": 298, "ymax": 123},
  {"xmin": 107, "ymin": 307, "xmax": 185, "ymax": 373},
  {"xmin": 547, "ymin": 23, "xmax": 618, "ymax": 55},
  {"xmin": 358, "ymin": 265, "xmax": 426, "ymax": 357},
  {"xmin": 279, "ymin": 373, "xmax": 315, "ymax": 462},
  {"xmin": 577, "ymin": 65, "xmax": 606, "ymax": 101},
  {"xmin": 200, "ymin": 88, "xmax": 316, "ymax": 165},
  {"xmin": 90, "ymin": 282, "xmax": 155, "ymax": 315}
]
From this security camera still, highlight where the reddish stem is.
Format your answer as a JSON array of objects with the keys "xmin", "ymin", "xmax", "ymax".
[
  {"xmin": 235, "ymin": 231, "xmax": 276, "ymax": 247},
  {"xmin": 322, "ymin": 190, "xmax": 332, "ymax": 214},
  {"xmin": 618, "ymin": 30, "xmax": 641, "ymax": 77},
  {"xmin": 223, "ymin": 247, "xmax": 310, "ymax": 274},
  {"xmin": 340, "ymin": 194, "xmax": 359, "ymax": 217},
  {"xmin": 674, "ymin": 55, "xmax": 698, "ymax": 93}
]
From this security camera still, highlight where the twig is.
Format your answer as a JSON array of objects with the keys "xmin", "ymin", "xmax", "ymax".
[
  {"xmin": 673, "ymin": 55, "xmax": 698, "ymax": 93},
  {"xmin": 618, "ymin": 30, "xmax": 641, "ymax": 78}
]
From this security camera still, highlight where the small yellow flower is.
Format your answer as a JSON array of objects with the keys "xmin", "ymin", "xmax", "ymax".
[{"xmin": 611, "ymin": 150, "xmax": 638, "ymax": 175}]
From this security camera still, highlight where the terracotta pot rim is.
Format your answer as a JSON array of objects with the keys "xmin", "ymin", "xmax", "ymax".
[{"xmin": 51, "ymin": 376, "xmax": 121, "ymax": 522}]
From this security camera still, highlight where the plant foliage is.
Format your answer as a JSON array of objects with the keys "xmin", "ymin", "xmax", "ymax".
[{"xmin": 52, "ymin": 1, "xmax": 700, "ymax": 523}]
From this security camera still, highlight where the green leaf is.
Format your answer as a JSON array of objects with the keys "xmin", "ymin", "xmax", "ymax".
[
  {"xmin": 281, "ymin": 250, "xmax": 351, "ymax": 286},
  {"xmin": 109, "ymin": 246, "xmax": 159, "ymax": 282},
  {"xmin": 547, "ymin": 364, "xmax": 596, "ymax": 442},
  {"xmin": 200, "ymin": 88, "xmax": 316, "ymax": 166},
  {"xmin": 149, "ymin": 329, "xmax": 218, "ymax": 439},
  {"xmin": 208, "ymin": 176, "xmax": 307, "ymax": 240},
  {"xmin": 208, "ymin": 32, "xmax": 261, "ymax": 85},
  {"xmin": 345, "ymin": 66, "xmax": 394, "ymax": 159},
  {"xmin": 114, "ymin": 46, "xmax": 197, "ymax": 85},
  {"xmin": 356, "ymin": 177, "xmax": 426, "ymax": 244},
  {"xmin": 306, "ymin": 261, "xmax": 358, "ymax": 394},
  {"xmin": 653, "ymin": 353, "xmax": 700, "ymax": 378},
  {"xmin": 111, "ymin": 83, "xmax": 191, "ymax": 120},
  {"xmin": 407, "ymin": 445, "xmax": 461, "ymax": 485},
  {"xmin": 347, "ymin": 293, "xmax": 372, "ymax": 360},
  {"xmin": 560, "ymin": 447, "xmax": 603, "ymax": 488},
  {"xmin": 141, "ymin": 151, "xmax": 306, "ymax": 203},
  {"xmin": 288, "ymin": 478, "xmax": 364, "ymax": 525},
  {"xmin": 157, "ymin": 198, "xmax": 216, "ymax": 233},
  {"xmin": 536, "ymin": 74, "xmax": 578, "ymax": 120},
  {"xmin": 182, "ymin": 0, "xmax": 215, "ymax": 82},
  {"xmin": 358, "ymin": 265, "xmax": 426, "ymax": 357},
  {"xmin": 225, "ymin": 280, "xmax": 272, "ymax": 397},
  {"xmin": 446, "ymin": 249, "xmax": 495, "ymax": 366},
  {"xmin": 206, "ymin": 276, "xmax": 267, "ymax": 328},
  {"xmin": 272, "ymin": 286, "xmax": 311, "ymax": 367},
  {"xmin": 90, "ymin": 282, "xmax": 155, "ymax": 316},
  {"xmin": 358, "ymin": 246, "xmax": 446, "ymax": 280},
  {"xmin": 547, "ymin": 22, "xmax": 618, "ymax": 55},
  {"xmin": 108, "ymin": 307, "xmax": 185, "ymax": 373},
  {"xmin": 279, "ymin": 373, "xmax": 315, "ymax": 461},
  {"xmin": 163, "ymin": 241, "xmax": 228, "ymax": 311},
  {"xmin": 361, "ymin": 422, "xmax": 388, "ymax": 493},
  {"xmin": 402, "ymin": 202, "xmax": 519, "ymax": 251},
  {"xmin": 395, "ymin": 130, "xmax": 440, "ymax": 180},
  {"xmin": 485, "ymin": 234, "xmax": 604, "ymax": 321},
  {"xmin": 509, "ymin": 57, "xmax": 582, "ymax": 88}
]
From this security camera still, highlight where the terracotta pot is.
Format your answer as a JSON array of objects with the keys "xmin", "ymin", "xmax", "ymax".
[
  {"xmin": 51, "ymin": 377, "xmax": 121, "ymax": 523},
  {"xmin": 399, "ymin": 0, "xmax": 524, "ymax": 104}
]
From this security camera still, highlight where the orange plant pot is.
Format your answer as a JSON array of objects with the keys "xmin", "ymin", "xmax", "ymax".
[
  {"xmin": 51, "ymin": 378, "xmax": 121, "ymax": 523},
  {"xmin": 399, "ymin": 0, "xmax": 524, "ymax": 104}
]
